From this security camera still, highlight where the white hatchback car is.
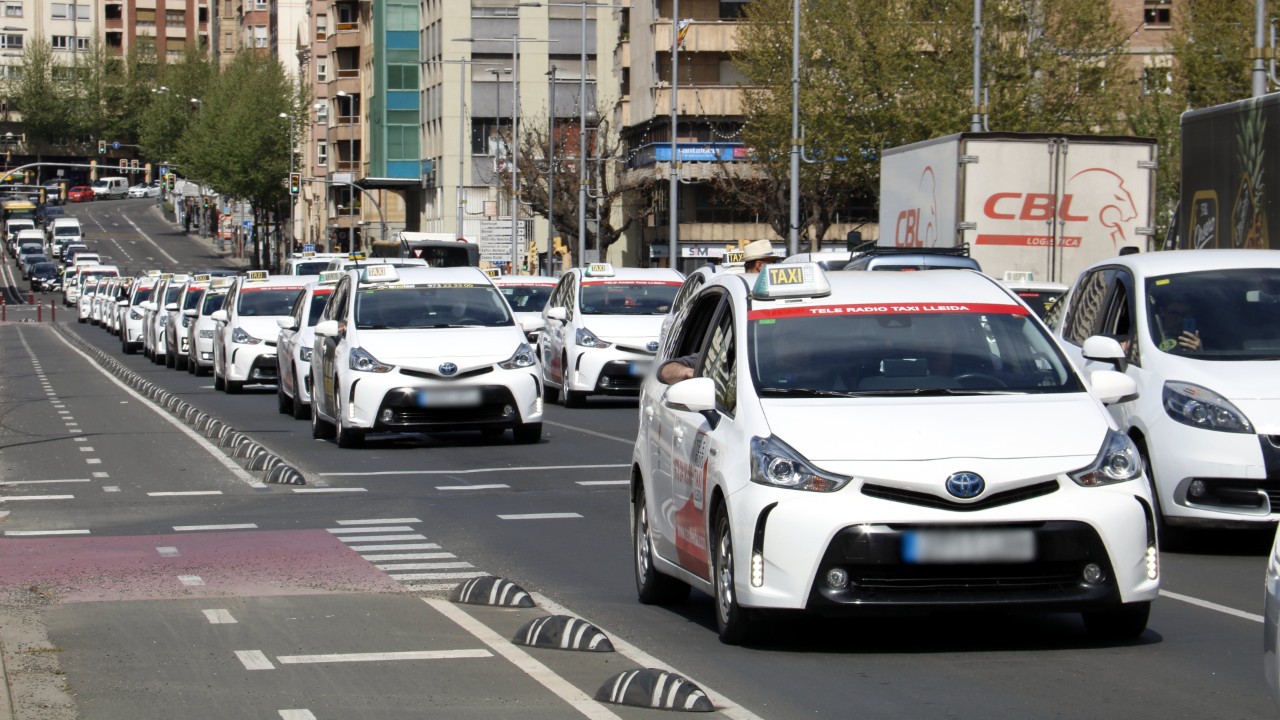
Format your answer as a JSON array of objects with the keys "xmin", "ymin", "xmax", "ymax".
[
  {"xmin": 309, "ymin": 265, "xmax": 542, "ymax": 448},
  {"xmin": 184, "ymin": 277, "xmax": 234, "ymax": 376},
  {"xmin": 633, "ymin": 265, "xmax": 1157, "ymax": 644},
  {"xmin": 1046, "ymin": 250, "xmax": 1280, "ymax": 538},
  {"xmin": 491, "ymin": 274, "xmax": 556, "ymax": 341},
  {"xmin": 120, "ymin": 273, "xmax": 161, "ymax": 354},
  {"xmin": 164, "ymin": 275, "xmax": 212, "ymax": 370},
  {"xmin": 211, "ymin": 271, "xmax": 307, "ymax": 393},
  {"xmin": 275, "ymin": 271, "xmax": 341, "ymax": 420},
  {"xmin": 539, "ymin": 263, "xmax": 683, "ymax": 407}
]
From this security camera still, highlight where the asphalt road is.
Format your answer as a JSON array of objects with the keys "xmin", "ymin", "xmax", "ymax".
[{"xmin": 0, "ymin": 198, "xmax": 1275, "ymax": 719}]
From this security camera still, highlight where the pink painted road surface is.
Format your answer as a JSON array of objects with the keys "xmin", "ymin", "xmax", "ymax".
[{"xmin": 0, "ymin": 530, "xmax": 405, "ymax": 602}]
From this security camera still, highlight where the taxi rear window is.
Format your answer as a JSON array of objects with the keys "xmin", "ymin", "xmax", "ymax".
[{"xmin": 580, "ymin": 281, "xmax": 679, "ymax": 315}]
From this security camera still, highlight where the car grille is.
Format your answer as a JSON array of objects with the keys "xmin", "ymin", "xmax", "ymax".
[
  {"xmin": 376, "ymin": 386, "xmax": 517, "ymax": 427},
  {"xmin": 860, "ymin": 480, "xmax": 1059, "ymax": 512},
  {"xmin": 401, "ymin": 366, "xmax": 494, "ymax": 382}
]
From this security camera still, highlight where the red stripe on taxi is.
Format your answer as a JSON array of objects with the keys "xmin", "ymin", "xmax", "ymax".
[{"xmin": 748, "ymin": 302, "xmax": 1028, "ymax": 321}]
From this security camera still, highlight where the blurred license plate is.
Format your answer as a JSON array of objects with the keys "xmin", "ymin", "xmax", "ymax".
[
  {"xmin": 416, "ymin": 388, "xmax": 482, "ymax": 407},
  {"xmin": 628, "ymin": 362, "xmax": 650, "ymax": 376},
  {"xmin": 901, "ymin": 529, "xmax": 1035, "ymax": 564}
]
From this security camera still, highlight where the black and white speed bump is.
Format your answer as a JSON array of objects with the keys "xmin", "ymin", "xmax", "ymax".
[
  {"xmin": 448, "ymin": 576, "xmax": 535, "ymax": 607},
  {"xmin": 595, "ymin": 669, "xmax": 714, "ymax": 712},
  {"xmin": 513, "ymin": 615, "xmax": 614, "ymax": 652}
]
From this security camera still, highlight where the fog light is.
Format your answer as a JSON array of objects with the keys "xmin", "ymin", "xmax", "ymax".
[
  {"xmin": 1188, "ymin": 479, "xmax": 1206, "ymax": 498},
  {"xmin": 1146, "ymin": 545, "xmax": 1159, "ymax": 580},
  {"xmin": 380, "ymin": 409, "xmax": 393, "ymax": 423},
  {"xmin": 825, "ymin": 567, "xmax": 848, "ymax": 589},
  {"xmin": 1082, "ymin": 563, "xmax": 1105, "ymax": 584},
  {"xmin": 535, "ymin": 397, "xmax": 543, "ymax": 413},
  {"xmin": 503, "ymin": 404, "xmax": 514, "ymax": 416},
  {"xmin": 600, "ymin": 377, "xmax": 611, "ymax": 387},
  {"xmin": 750, "ymin": 553, "xmax": 764, "ymax": 587}
]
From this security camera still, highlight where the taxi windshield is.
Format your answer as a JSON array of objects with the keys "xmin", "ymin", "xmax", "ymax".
[
  {"xmin": 749, "ymin": 305, "xmax": 1080, "ymax": 395},
  {"xmin": 1144, "ymin": 268, "xmax": 1280, "ymax": 360},
  {"xmin": 164, "ymin": 285, "xmax": 183, "ymax": 304},
  {"xmin": 183, "ymin": 288, "xmax": 206, "ymax": 310},
  {"xmin": 1013, "ymin": 290, "xmax": 1066, "ymax": 319},
  {"xmin": 236, "ymin": 287, "xmax": 303, "ymax": 316},
  {"xmin": 580, "ymin": 281, "xmax": 678, "ymax": 315},
  {"xmin": 306, "ymin": 290, "xmax": 333, "ymax": 326},
  {"xmin": 201, "ymin": 292, "xmax": 226, "ymax": 315},
  {"xmin": 293, "ymin": 260, "xmax": 330, "ymax": 275},
  {"xmin": 354, "ymin": 284, "xmax": 511, "ymax": 329},
  {"xmin": 499, "ymin": 284, "xmax": 554, "ymax": 312},
  {"xmin": 131, "ymin": 287, "xmax": 154, "ymax": 305}
]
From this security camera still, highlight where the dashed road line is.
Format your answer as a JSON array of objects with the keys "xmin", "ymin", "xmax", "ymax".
[
  {"xmin": 577, "ymin": 480, "xmax": 629, "ymax": 486},
  {"xmin": 203, "ymin": 609, "xmax": 237, "ymax": 624},
  {"xmin": 0, "ymin": 495, "xmax": 75, "ymax": 501},
  {"xmin": 292, "ymin": 487, "xmax": 366, "ymax": 493},
  {"xmin": 156, "ymin": 546, "xmax": 180, "ymax": 557},
  {"xmin": 327, "ymin": 526, "xmax": 417, "ymax": 534},
  {"xmin": 1, "ymin": 479, "xmax": 91, "ymax": 485},
  {"xmin": 174, "ymin": 524, "xmax": 258, "ymax": 532},
  {"xmin": 1160, "ymin": 589, "xmax": 1264, "ymax": 623},
  {"xmin": 279, "ymin": 711, "xmax": 316, "ymax": 720},
  {"xmin": 437, "ymin": 484, "xmax": 508, "ymax": 491},
  {"xmin": 380, "ymin": 561, "xmax": 475, "ymax": 571},
  {"xmin": 362, "ymin": 552, "xmax": 455, "ymax": 561},
  {"xmin": 336, "ymin": 517, "xmax": 422, "ymax": 525},
  {"xmin": 178, "ymin": 575, "xmax": 205, "ymax": 586},
  {"xmin": 543, "ymin": 420, "xmax": 633, "ymax": 445},
  {"xmin": 235, "ymin": 650, "xmax": 275, "ymax": 670},
  {"xmin": 4, "ymin": 529, "xmax": 90, "ymax": 536},
  {"xmin": 337, "ymin": 533, "xmax": 425, "ymax": 543},
  {"xmin": 498, "ymin": 513, "xmax": 583, "ymax": 520},
  {"xmin": 149, "ymin": 491, "xmax": 224, "ymax": 497},
  {"xmin": 276, "ymin": 649, "xmax": 492, "ymax": 665},
  {"xmin": 345, "ymin": 542, "xmax": 440, "ymax": 552}
]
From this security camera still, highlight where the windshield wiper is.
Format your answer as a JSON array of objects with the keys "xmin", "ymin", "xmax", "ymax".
[
  {"xmin": 843, "ymin": 388, "xmax": 1026, "ymax": 397},
  {"xmin": 757, "ymin": 387, "xmax": 863, "ymax": 398}
]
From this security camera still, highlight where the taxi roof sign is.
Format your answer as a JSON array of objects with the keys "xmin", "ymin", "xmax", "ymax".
[
  {"xmin": 585, "ymin": 262, "xmax": 615, "ymax": 278},
  {"xmin": 347, "ymin": 251, "xmax": 367, "ymax": 262},
  {"xmin": 482, "ymin": 267, "xmax": 502, "ymax": 278},
  {"xmin": 751, "ymin": 263, "xmax": 831, "ymax": 300},
  {"xmin": 211, "ymin": 277, "xmax": 236, "ymax": 289},
  {"xmin": 318, "ymin": 270, "xmax": 344, "ymax": 284},
  {"xmin": 724, "ymin": 251, "xmax": 745, "ymax": 264},
  {"xmin": 245, "ymin": 270, "xmax": 270, "ymax": 282},
  {"xmin": 360, "ymin": 264, "xmax": 399, "ymax": 284}
]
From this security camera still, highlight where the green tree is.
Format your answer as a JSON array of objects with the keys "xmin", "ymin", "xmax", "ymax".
[
  {"xmin": 139, "ymin": 46, "xmax": 214, "ymax": 163},
  {"xmin": 1171, "ymin": 0, "xmax": 1265, "ymax": 110},
  {"xmin": 8, "ymin": 39, "xmax": 71, "ymax": 159}
]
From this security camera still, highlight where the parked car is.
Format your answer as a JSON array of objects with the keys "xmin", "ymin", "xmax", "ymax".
[
  {"xmin": 127, "ymin": 182, "xmax": 161, "ymax": 199},
  {"xmin": 66, "ymin": 186, "xmax": 95, "ymax": 203}
]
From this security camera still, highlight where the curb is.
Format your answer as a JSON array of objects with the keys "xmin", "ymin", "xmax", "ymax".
[
  {"xmin": 0, "ymin": 635, "xmax": 13, "ymax": 720},
  {"xmin": 52, "ymin": 324, "xmax": 306, "ymax": 485}
]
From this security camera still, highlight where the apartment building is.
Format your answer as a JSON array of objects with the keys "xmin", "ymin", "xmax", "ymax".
[{"xmin": 104, "ymin": 1, "xmax": 211, "ymax": 60}]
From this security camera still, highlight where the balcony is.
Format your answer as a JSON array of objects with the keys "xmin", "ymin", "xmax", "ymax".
[
  {"xmin": 653, "ymin": 20, "xmax": 740, "ymax": 53},
  {"xmin": 614, "ymin": 38, "xmax": 629, "ymax": 68},
  {"xmin": 333, "ymin": 28, "xmax": 360, "ymax": 49},
  {"xmin": 332, "ymin": 74, "xmax": 360, "ymax": 97},
  {"xmin": 652, "ymin": 85, "xmax": 748, "ymax": 117},
  {"xmin": 329, "ymin": 122, "xmax": 360, "ymax": 142}
]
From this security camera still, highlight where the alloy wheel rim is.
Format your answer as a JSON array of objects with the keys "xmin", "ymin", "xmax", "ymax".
[{"xmin": 717, "ymin": 526, "xmax": 734, "ymax": 623}]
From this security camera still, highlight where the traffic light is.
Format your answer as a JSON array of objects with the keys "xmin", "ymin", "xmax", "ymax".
[
  {"xmin": 98, "ymin": 140, "xmax": 106, "ymax": 154},
  {"xmin": 119, "ymin": 159, "xmax": 127, "ymax": 171},
  {"xmin": 166, "ymin": 173, "xmax": 175, "ymax": 190},
  {"xmin": 288, "ymin": 172, "xmax": 301, "ymax": 196},
  {"xmin": 130, "ymin": 159, "xmax": 139, "ymax": 170}
]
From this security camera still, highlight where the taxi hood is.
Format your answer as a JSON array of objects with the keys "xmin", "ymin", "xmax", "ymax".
[
  {"xmin": 237, "ymin": 316, "xmax": 290, "ymax": 342},
  {"xmin": 764, "ymin": 393, "xmax": 1108, "ymax": 463},
  {"xmin": 578, "ymin": 314, "xmax": 666, "ymax": 343},
  {"xmin": 359, "ymin": 327, "xmax": 524, "ymax": 367}
]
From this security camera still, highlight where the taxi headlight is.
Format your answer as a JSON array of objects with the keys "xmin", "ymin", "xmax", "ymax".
[
  {"xmin": 299, "ymin": 346, "xmax": 313, "ymax": 363},
  {"xmin": 1162, "ymin": 381, "xmax": 1253, "ymax": 434},
  {"xmin": 498, "ymin": 343, "xmax": 536, "ymax": 369},
  {"xmin": 1069, "ymin": 429, "xmax": 1143, "ymax": 487},
  {"xmin": 198, "ymin": 328, "xmax": 214, "ymax": 339},
  {"xmin": 349, "ymin": 346, "xmax": 393, "ymax": 373},
  {"xmin": 231, "ymin": 327, "xmax": 261, "ymax": 345},
  {"xmin": 181, "ymin": 315, "xmax": 191, "ymax": 328},
  {"xmin": 576, "ymin": 327, "xmax": 611, "ymax": 349},
  {"xmin": 129, "ymin": 309, "xmax": 144, "ymax": 320},
  {"xmin": 750, "ymin": 436, "xmax": 850, "ymax": 492}
]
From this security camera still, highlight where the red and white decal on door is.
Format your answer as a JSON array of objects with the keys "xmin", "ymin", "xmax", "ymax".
[{"xmin": 672, "ymin": 429, "xmax": 711, "ymax": 578}]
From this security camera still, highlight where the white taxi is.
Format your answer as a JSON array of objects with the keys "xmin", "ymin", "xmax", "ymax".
[
  {"xmin": 144, "ymin": 274, "xmax": 186, "ymax": 363},
  {"xmin": 283, "ymin": 250, "xmax": 344, "ymax": 276},
  {"xmin": 164, "ymin": 275, "xmax": 212, "ymax": 370},
  {"xmin": 75, "ymin": 265, "xmax": 120, "ymax": 324},
  {"xmin": 309, "ymin": 265, "xmax": 542, "ymax": 448},
  {"xmin": 184, "ymin": 277, "xmax": 234, "ymax": 376},
  {"xmin": 491, "ymin": 274, "xmax": 556, "ymax": 341},
  {"xmin": 1045, "ymin": 249, "xmax": 1280, "ymax": 539},
  {"xmin": 211, "ymin": 271, "xmax": 306, "ymax": 393},
  {"xmin": 120, "ymin": 273, "xmax": 161, "ymax": 354},
  {"xmin": 76, "ymin": 278, "xmax": 100, "ymax": 323},
  {"xmin": 633, "ymin": 265, "xmax": 1157, "ymax": 644},
  {"xmin": 275, "ymin": 271, "xmax": 341, "ymax": 419},
  {"xmin": 539, "ymin": 263, "xmax": 683, "ymax": 407}
]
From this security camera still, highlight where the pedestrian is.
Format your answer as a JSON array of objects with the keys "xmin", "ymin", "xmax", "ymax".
[{"xmin": 741, "ymin": 239, "xmax": 780, "ymax": 272}]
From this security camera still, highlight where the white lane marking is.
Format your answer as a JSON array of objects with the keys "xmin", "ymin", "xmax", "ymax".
[
  {"xmin": 437, "ymin": 484, "xmax": 509, "ymax": 491},
  {"xmin": 279, "ymin": 711, "xmax": 317, "ymax": 720},
  {"xmin": 379, "ymin": 562, "xmax": 475, "ymax": 571},
  {"xmin": 346, "ymin": 543, "xmax": 440, "ymax": 552},
  {"xmin": 336, "ymin": 534, "xmax": 426, "ymax": 543},
  {"xmin": 292, "ymin": 488, "xmax": 366, "ymax": 494},
  {"xmin": 391, "ymin": 571, "xmax": 488, "ymax": 581},
  {"xmin": 497, "ymin": 513, "xmax": 583, "ymax": 520},
  {"xmin": 235, "ymin": 650, "xmax": 276, "ymax": 670},
  {"xmin": 1, "ymin": 479, "xmax": 91, "ymax": 485},
  {"xmin": 156, "ymin": 546, "xmax": 180, "ymax": 557},
  {"xmin": 1160, "ymin": 590, "xmax": 1264, "ymax": 623},
  {"xmin": 4, "ymin": 529, "xmax": 90, "ymax": 536},
  {"xmin": 48, "ymin": 330, "xmax": 266, "ymax": 488},
  {"xmin": 178, "ymin": 575, "xmax": 205, "ymax": 586},
  {"xmin": 148, "ymin": 491, "xmax": 224, "ymax": 497},
  {"xmin": 173, "ymin": 524, "xmax": 258, "ymax": 531},
  {"xmin": 102, "ymin": 486, "xmax": 120, "ymax": 492},
  {"xmin": 544, "ymin": 420, "xmax": 633, "ymax": 445},
  {"xmin": 92, "ymin": 472, "xmax": 109, "ymax": 478},
  {"xmin": 336, "ymin": 518, "xmax": 422, "ymax": 525},
  {"xmin": 0, "ymin": 511, "xmax": 7, "ymax": 519},
  {"xmin": 0, "ymin": 495, "xmax": 75, "ymax": 501},
  {"xmin": 361, "ymin": 553, "xmax": 455, "ymax": 562},
  {"xmin": 327, "ymin": 526, "xmax": 416, "ymax": 534},
  {"xmin": 403, "ymin": 583, "xmax": 458, "ymax": 592},
  {"xmin": 78, "ymin": 447, "xmax": 94, "ymax": 452},
  {"xmin": 65, "ymin": 423, "xmax": 78, "ymax": 427},
  {"xmin": 425, "ymin": 598, "xmax": 624, "ymax": 720},
  {"xmin": 276, "ymin": 649, "xmax": 492, "ymax": 665},
  {"xmin": 576, "ymin": 480, "xmax": 629, "ymax": 486},
  {"xmin": 203, "ymin": 609, "xmax": 237, "ymax": 624},
  {"xmin": 72, "ymin": 436, "xmax": 83, "ymax": 441},
  {"xmin": 85, "ymin": 459, "xmax": 101, "ymax": 465},
  {"xmin": 534, "ymin": 592, "xmax": 766, "ymax": 720},
  {"xmin": 318, "ymin": 463, "xmax": 629, "ymax": 477},
  {"xmin": 121, "ymin": 214, "xmax": 180, "ymax": 264},
  {"xmin": 69, "ymin": 429, "xmax": 83, "ymax": 434}
]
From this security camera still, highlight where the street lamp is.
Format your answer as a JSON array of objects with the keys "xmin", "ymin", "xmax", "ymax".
[
  {"xmin": 670, "ymin": 0, "xmax": 681, "ymax": 270},
  {"xmin": 460, "ymin": 35, "xmax": 556, "ymax": 275},
  {"xmin": 546, "ymin": 64, "xmax": 557, "ymax": 276},
  {"xmin": 423, "ymin": 58, "xmax": 503, "ymax": 245},
  {"xmin": 280, "ymin": 111, "xmax": 295, "ymax": 260},
  {"xmin": 336, "ymin": 90, "xmax": 356, "ymax": 252}
]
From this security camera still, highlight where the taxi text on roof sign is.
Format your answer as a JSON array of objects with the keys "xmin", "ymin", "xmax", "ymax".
[
  {"xmin": 585, "ymin": 262, "xmax": 615, "ymax": 277},
  {"xmin": 245, "ymin": 270, "xmax": 269, "ymax": 281},
  {"xmin": 193, "ymin": 274, "xmax": 212, "ymax": 282},
  {"xmin": 211, "ymin": 277, "xmax": 236, "ymax": 289},
  {"xmin": 751, "ymin": 262, "xmax": 831, "ymax": 300},
  {"xmin": 318, "ymin": 270, "xmax": 345, "ymax": 284},
  {"xmin": 347, "ymin": 251, "xmax": 367, "ymax": 262},
  {"xmin": 725, "ymin": 251, "xmax": 745, "ymax": 264},
  {"xmin": 360, "ymin": 264, "xmax": 399, "ymax": 284}
]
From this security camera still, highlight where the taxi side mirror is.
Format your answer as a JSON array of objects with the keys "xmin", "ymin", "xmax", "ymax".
[
  {"xmin": 546, "ymin": 306, "xmax": 567, "ymax": 322},
  {"xmin": 117, "ymin": 300, "xmax": 129, "ymax": 307},
  {"xmin": 314, "ymin": 320, "xmax": 339, "ymax": 337},
  {"xmin": 165, "ymin": 303, "xmax": 178, "ymax": 312},
  {"xmin": 277, "ymin": 316, "xmax": 299, "ymax": 330},
  {"xmin": 1082, "ymin": 335, "xmax": 1127, "ymax": 373},
  {"xmin": 519, "ymin": 316, "xmax": 544, "ymax": 334},
  {"xmin": 183, "ymin": 308, "xmax": 198, "ymax": 317},
  {"xmin": 1089, "ymin": 369, "xmax": 1138, "ymax": 406},
  {"xmin": 663, "ymin": 376, "xmax": 716, "ymax": 413},
  {"xmin": 210, "ymin": 310, "xmax": 229, "ymax": 323}
]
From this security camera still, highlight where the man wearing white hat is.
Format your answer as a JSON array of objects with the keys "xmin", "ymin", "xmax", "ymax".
[{"xmin": 741, "ymin": 239, "xmax": 780, "ymax": 273}]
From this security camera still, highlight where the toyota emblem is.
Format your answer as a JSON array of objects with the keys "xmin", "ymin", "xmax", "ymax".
[
  {"xmin": 646, "ymin": 341, "xmax": 659, "ymax": 352},
  {"xmin": 945, "ymin": 472, "xmax": 985, "ymax": 499},
  {"xmin": 438, "ymin": 362, "xmax": 458, "ymax": 376}
]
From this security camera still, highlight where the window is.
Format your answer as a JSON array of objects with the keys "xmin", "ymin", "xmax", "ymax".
[
  {"xmin": 255, "ymin": 0, "xmax": 267, "ymax": 9},
  {"xmin": 317, "ymin": 141, "xmax": 327, "ymax": 166},
  {"xmin": 4, "ymin": 3, "xmax": 21, "ymax": 18},
  {"xmin": 51, "ymin": 35, "xmax": 70, "ymax": 50},
  {"xmin": 166, "ymin": 9, "xmax": 186, "ymax": 24},
  {"xmin": 316, "ymin": 14, "xmax": 327, "ymax": 37},
  {"xmin": 316, "ymin": 56, "xmax": 328, "ymax": 82},
  {"xmin": 316, "ymin": 102, "xmax": 328, "ymax": 123},
  {"xmin": 0, "ymin": 34, "xmax": 23, "ymax": 49},
  {"xmin": 137, "ymin": 9, "xmax": 155, "ymax": 25},
  {"xmin": 253, "ymin": 25, "xmax": 267, "ymax": 48},
  {"xmin": 703, "ymin": 306, "xmax": 736, "ymax": 414},
  {"xmin": 1144, "ymin": 1, "xmax": 1171, "ymax": 27}
]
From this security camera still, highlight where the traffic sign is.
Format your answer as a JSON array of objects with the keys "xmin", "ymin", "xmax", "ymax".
[
  {"xmin": 302, "ymin": 243, "xmax": 316, "ymax": 253},
  {"xmin": 111, "ymin": 141, "xmax": 121, "ymax": 150}
]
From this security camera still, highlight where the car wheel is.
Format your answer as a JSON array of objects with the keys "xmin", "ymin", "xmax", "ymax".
[
  {"xmin": 166, "ymin": 349, "xmax": 176, "ymax": 369},
  {"xmin": 333, "ymin": 386, "xmax": 364, "ymax": 448},
  {"xmin": 1082, "ymin": 601, "xmax": 1150, "ymax": 641},
  {"xmin": 563, "ymin": 387, "xmax": 585, "ymax": 408},
  {"xmin": 713, "ymin": 505, "xmax": 753, "ymax": 645},
  {"xmin": 512, "ymin": 423, "xmax": 541, "ymax": 444},
  {"xmin": 213, "ymin": 367, "xmax": 225, "ymax": 391},
  {"xmin": 277, "ymin": 378, "xmax": 293, "ymax": 414},
  {"xmin": 542, "ymin": 380, "xmax": 560, "ymax": 405},
  {"xmin": 310, "ymin": 381, "xmax": 335, "ymax": 440},
  {"xmin": 634, "ymin": 484, "xmax": 690, "ymax": 605},
  {"xmin": 291, "ymin": 369, "xmax": 311, "ymax": 420},
  {"xmin": 1137, "ymin": 440, "xmax": 1181, "ymax": 551},
  {"xmin": 225, "ymin": 378, "xmax": 244, "ymax": 394}
]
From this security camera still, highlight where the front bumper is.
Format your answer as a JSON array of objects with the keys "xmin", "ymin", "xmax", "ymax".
[
  {"xmin": 340, "ymin": 367, "xmax": 542, "ymax": 433},
  {"xmin": 1148, "ymin": 421, "xmax": 1280, "ymax": 526},
  {"xmin": 565, "ymin": 346, "xmax": 655, "ymax": 395},
  {"xmin": 226, "ymin": 344, "xmax": 278, "ymax": 384}
]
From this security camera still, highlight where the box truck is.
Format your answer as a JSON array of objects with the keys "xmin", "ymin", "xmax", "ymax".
[{"xmin": 878, "ymin": 132, "xmax": 1157, "ymax": 284}]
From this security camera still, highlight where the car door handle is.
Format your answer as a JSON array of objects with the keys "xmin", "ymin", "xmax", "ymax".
[{"xmin": 674, "ymin": 427, "xmax": 684, "ymax": 442}]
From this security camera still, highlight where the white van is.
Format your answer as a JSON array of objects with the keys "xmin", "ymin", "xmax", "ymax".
[
  {"xmin": 48, "ymin": 218, "xmax": 84, "ymax": 257},
  {"xmin": 90, "ymin": 177, "xmax": 129, "ymax": 200}
]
